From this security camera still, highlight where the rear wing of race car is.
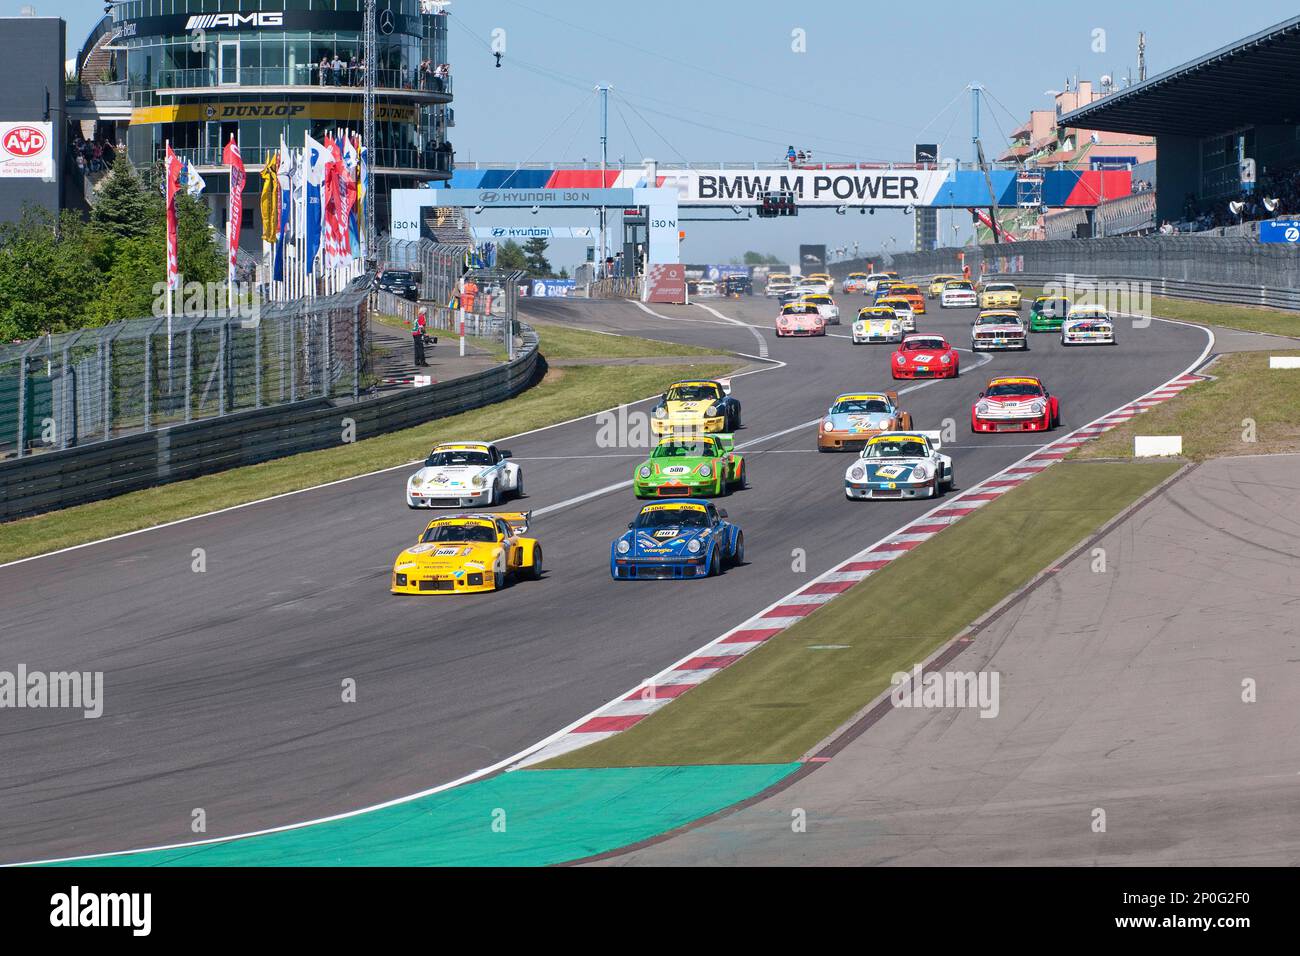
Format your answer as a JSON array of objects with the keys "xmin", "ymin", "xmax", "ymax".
[
  {"xmin": 463, "ymin": 511, "xmax": 532, "ymax": 534},
  {"xmin": 712, "ymin": 433, "xmax": 735, "ymax": 454},
  {"xmin": 717, "ymin": 377, "xmax": 733, "ymax": 396},
  {"xmin": 919, "ymin": 429, "xmax": 944, "ymax": 451}
]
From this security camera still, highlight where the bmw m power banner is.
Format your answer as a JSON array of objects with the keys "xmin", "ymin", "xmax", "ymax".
[{"xmin": 660, "ymin": 169, "xmax": 952, "ymax": 206}]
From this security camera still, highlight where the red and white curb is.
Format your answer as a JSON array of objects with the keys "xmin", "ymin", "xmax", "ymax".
[{"xmin": 514, "ymin": 370, "xmax": 1208, "ymax": 767}]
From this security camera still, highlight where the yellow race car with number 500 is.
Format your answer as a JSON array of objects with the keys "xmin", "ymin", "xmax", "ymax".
[{"xmin": 392, "ymin": 512, "xmax": 542, "ymax": 595}]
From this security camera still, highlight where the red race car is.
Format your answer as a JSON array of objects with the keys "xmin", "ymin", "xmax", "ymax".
[
  {"xmin": 971, "ymin": 375, "xmax": 1060, "ymax": 433},
  {"xmin": 891, "ymin": 334, "xmax": 959, "ymax": 380}
]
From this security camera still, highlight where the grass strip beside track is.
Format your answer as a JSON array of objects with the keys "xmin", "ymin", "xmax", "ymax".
[
  {"xmin": 544, "ymin": 459, "xmax": 1181, "ymax": 768},
  {"xmin": 525, "ymin": 321, "xmax": 731, "ymax": 360},
  {"xmin": 1072, "ymin": 349, "xmax": 1300, "ymax": 460},
  {"xmin": 1017, "ymin": 287, "xmax": 1300, "ymax": 338},
  {"xmin": 0, "ymin": 344, "xmax": 738, "ymax": 565}
]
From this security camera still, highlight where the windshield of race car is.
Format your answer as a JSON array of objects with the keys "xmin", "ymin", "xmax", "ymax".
[
  {"xmin": 420, "ymin": 522, "xmax": 498, "ymax": 543},
  {"xmin": 976, "ymin": 314, "xmax": 1018, "ymax": 325},
  {"xmin": 652, "ymin": 439, "xmax": 717, "ymax": 458},
  {"xmin": 986, "ymin": 382, "xmax": 1044, "ymax": 398},
  {"xmin": 665, "ymin": 383, "xmax": 722, "ymax": 402},
  {"xmin": 894, "ymin": 286, "xmax": 920, "ymax": 295},
  {"xmin": 985, "ymin": 283, "xmax": 1017, "ymax": 293},
  {"xmin": 831, "ymin": 398, "xmax": 890, "ymax": 414},
  {"xmin": 635, "ymin": 508, "xmax": 709, "ymax": 529},
  {"xmin": 783, "ymin": 305, "xmax": 820, "ymax": 315},
  {"xmin": 802, "ymin": 295, "xmax": 832, "ymax": 305},
  {"xmin": 424, "ymin": 448, "xmax": 492, "ymax": 467},
  {"xmin": 945, "ymin": 281, "xmax": 973, "ymax": 290},
  {"xmin": 903, "ymin": 337, "xmax": 947, "ymax": 350},
  {"xmin": 863, "ymin": 439, "xmax": 928, "ymax": 458}
]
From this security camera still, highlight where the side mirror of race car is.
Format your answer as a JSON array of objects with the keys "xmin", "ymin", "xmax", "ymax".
[
  {"xmin": 500, "ymin": 450, "xmax": 513, "ymax": 458},
  {"xmin": 627, "ymin": 522, "xmax": 634, "ymax": 530},
  {"xmin": 978, "ymin": 391, "xmax": 985, "ymax": 398},
  {"xmin": 718, "ymin": 509, "xmax": 728, "ymax": 519}
]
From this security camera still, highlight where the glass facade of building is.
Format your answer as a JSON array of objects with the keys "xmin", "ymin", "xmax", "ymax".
[{"xmin": 113, "ymin": 0, "xmax": 453, "ymax": 234}]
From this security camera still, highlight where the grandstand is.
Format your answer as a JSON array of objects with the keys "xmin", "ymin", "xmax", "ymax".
[{"xmin": 1061, "ymin": 14, "xmax": 1300, "ymax": 232}]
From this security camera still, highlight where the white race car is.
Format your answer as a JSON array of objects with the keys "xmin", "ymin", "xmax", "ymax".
[
  {"xmin": 795, "ymin": 278, "xmax": 831, "ymax": 296},
  {"xmin": 406, "ymin": 440, "xmax": 523, "ymax": 508},
  {"xmin": 844, "ymin": 431, "xmax": 954, "ymax": 500},
  {"xmin": 852, "ymin": 307, "xmax": 903, "ymax": 344},
  {"xmin": 765, "ymin": 275, "xmax": 794, "ymax": 297},
  {"xmin": 1061, "ymin": 307, "xmax": 1116, "ymax": 345},
  {"xmin": 940, "ymin": 281, "xmax": 978, "ymax": 309},
  {"xmin": 799, "ymin": 293, "xmax": 840, "ymax": 325},
  {"xmin": 864, "ymin": 272, "xmax": 900, "ymax": 294},
  {"xmin": 971, "ymin": 310, "xmax": 1027, "ymax": 351}
]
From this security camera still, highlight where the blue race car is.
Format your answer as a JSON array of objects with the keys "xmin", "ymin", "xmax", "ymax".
[{"xmin": 611, "ymin": 499, "xmax": 744, "ymax": 580}]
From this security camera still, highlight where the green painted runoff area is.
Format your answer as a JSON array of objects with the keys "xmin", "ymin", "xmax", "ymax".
[{"xmin": 47, "ymin": 764, "xmax": 797, "ymax": 867}]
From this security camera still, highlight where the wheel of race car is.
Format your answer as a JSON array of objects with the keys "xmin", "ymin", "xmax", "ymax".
[
  {"xmin": 733, "ymin": 407, "xmax": 741, "ymax": 429},
  {"xmin": 708, "ymin": 546, "xmax": 722, "ymax": 577},
  {"xmin": 487, "ymin": 483, "xmax": 498, "ymax": 507},
  {"xmin": 493, "ymin": 568, "xmax": 505, "ymax": 590},
  {"xmin": 729, "ymin": 531, "xmax": 745, "ymax": 567},
  {"xmin": 514, "ymin": 470, "xmax": 524, "ymax": 499},
  {"xmin": 524, "ymin": 546, "xmax": 543, "ymax": 580}
]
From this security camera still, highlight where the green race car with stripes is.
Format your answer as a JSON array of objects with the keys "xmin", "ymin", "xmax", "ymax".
[
  {"xmin": 1028, "ymin": 295, "xmax": 1071, "ymax": 332},
  {"xmin": 633, "ymin": 433, "xmax": 747, "ymax": 498}
]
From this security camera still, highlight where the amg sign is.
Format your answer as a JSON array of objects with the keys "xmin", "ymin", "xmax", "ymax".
[
  {"xmin": 663, "ymin": 169, "xmax": 951, "ymax": 207},
  {"xmin": 185, "ymin": 13, "xmax": 284, "ymax": 30}
]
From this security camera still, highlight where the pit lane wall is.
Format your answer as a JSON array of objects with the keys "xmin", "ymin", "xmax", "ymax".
[
  {"xmin": 0, "ymin": 325, "xmax": 540, "ymax": 522},
  {"xmin": 832, "ymin": 234, "xmax": 1300, "ymax": 310}
]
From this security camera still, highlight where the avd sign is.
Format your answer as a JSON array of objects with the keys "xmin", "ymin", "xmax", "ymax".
[{"xmin": 0, "ymin": 122, "xmax": 54, "ymax": 179}]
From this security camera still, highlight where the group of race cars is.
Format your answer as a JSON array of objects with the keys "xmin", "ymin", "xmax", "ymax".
[{"xmin": 391, "ymin": 272, "xmax": 1115, "ymax": 595}]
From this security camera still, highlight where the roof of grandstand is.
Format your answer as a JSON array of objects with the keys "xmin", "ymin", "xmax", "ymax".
[{"xmin": 1060, "ymin": 14, "xmax": 1300, "ymax": 136}]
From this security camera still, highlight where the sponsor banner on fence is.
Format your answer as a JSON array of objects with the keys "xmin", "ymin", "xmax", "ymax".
[
  {"xmin": 645, "ymin": 264, "xmax": 687, "ymax": 304},
  {"xmin": 0, "ymin": 122, "xmax": 54, "ymax": 180},
  {"xmin": 531, "ymin": 279, "xmax": 576, "ymax": 297},
  {"xmin": 1258, "ymin": 220, "xmax": 1300, "ymax": 244},
  {"xmin": 660, "ymin": 168, "xmax": 950, "ymax": 206},
  {"xmin": 471, "ymin": 226, "xmax": 595, "ymax": 240}
]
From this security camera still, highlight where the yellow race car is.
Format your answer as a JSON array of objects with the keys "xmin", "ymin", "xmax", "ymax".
[
  {"xmin": 979, "ymin": 281, "xmax": 1022, "ymax": 310},
  {"xmin": 650, "ymin": 379, "xmax": 741, "ymax": 436},
  {"xmin": 928, "ymin": 274, "xmax": 958, "ymax": 298},
  {"xmin": 391, "ymin": 512, "xmax": 542, "ymax": 595}
]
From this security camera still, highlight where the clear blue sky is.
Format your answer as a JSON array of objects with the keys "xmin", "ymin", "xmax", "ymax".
[{"xmin": 30, "ymin": 0, "xmax": 1300, "ymax": 267}]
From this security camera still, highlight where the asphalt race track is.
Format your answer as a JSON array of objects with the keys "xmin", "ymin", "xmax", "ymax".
[{"xmin": 0, "ymin": 292, "xmax": 1210, "ymax": 863}]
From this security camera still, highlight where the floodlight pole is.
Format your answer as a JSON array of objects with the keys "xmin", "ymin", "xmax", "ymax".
[{"xmin": 598, "ymin": 83, "xmax": 609, "ymax": 278}]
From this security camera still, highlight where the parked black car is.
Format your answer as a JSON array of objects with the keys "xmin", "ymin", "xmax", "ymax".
[
  {"xmin": 723, "ymin": 274, "xmax": 752, "ymax": 296},
  {"xmin": 377, "ymin": 269, "xmax": 422, "ymax": 300}
]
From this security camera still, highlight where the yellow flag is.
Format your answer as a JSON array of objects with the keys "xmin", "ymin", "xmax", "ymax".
[{"xmin": 260, "ymin": 152, "xmax": 279, "ymax": 244}]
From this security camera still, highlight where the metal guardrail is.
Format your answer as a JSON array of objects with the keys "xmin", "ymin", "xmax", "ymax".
[
  {"xmin": 831, "ymin": 235, "xmax": 1300, "ymax": 314},
  {"xmin": 0, "ymin": 323, "xmax": 540, "ymax": 522}
]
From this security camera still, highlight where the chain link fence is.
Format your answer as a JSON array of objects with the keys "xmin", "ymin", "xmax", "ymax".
[
  {"xmin": 0, "ymin": 279, "xmax": 371, "ymax": 461},
  {"xmin": 831, "ymin": 235, "xmax": 1300, "ymax": 311}
]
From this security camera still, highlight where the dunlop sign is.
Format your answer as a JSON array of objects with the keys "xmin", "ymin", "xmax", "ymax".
[{"xmin": 663, "ymin": 169, "xmax": 952, "ymax": 206}]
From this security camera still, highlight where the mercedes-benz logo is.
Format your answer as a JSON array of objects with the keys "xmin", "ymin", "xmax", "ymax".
[{"xmin": 379, "ymin": 9, "xmax": 395, "ymax": 35}]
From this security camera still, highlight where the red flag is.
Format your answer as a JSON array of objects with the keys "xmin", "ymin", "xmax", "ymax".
[
  {"xmin": 222, "ymin": 136, "xmax": 245, "ymax": 282},
  {"xmin": 164, "ymin": 143, "xmax": 183, "ymax": 291}
]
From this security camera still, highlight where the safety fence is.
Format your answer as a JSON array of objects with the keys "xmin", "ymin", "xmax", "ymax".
[
  {"xmin": 833, "ymin": 234, "xmax": 1300, "ymax": 311},
  {"xmin": 0, "ymin": 280, "xmax": 371, "ymax": 463},
  {"xmin": 590, "ymin": 276, "xmax": 643, "ymax": 300},
  {"xmin": 0, "ymin": 323, "xmax": 540, "ymax": 521}
]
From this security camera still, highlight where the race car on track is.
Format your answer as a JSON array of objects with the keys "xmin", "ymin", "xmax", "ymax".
[
  {"xmin": 406, "ymin": 440, "xmax": 522, "ymax": 508},
  {"xmin": 611, "ymin": 500, "xmax": 744, "ymax": 580},
  {"xmin": 795, "ymin": 277, "xmax": 831, "ymax": 296},
  {"xmin": 843, "ymin": 272, "xmax": 872, "ymax": 294},
  {"xmin": 888, "ymin": 283, "xmax": 927, "ymax": 315},
  {"xmin": 695, "ymin": 279, "xmax": 719, "ymax": 297},
  {"xmin": 1061, "ymin": 306, "xmax": 1117, "ymax": 345},
  {"xmin": 871, "ymin": 280, "xmax": 906, "ymax": 303},
  {"xmin": 806, "ymin": 272, "xmax": 835, "ymax": 293},
  {"xmin": 971, "ymin": 310, "xmax": 1027, "ymax": 351},
  {"xmin": 979, "ymin": 281, "xmax": 1023, "ymax": 310},
  {"xmin": 928, "ymin": 275, "xmax": 959, "ymax": 299},
  {"xmin": 1028, "ymin": 295, "xmax": 1071, "ymax": 332},
  {"xmin": 651, "ymin": 379, "xmax": 741, "ymax": 436},
  {"xmin": 844, "ymin": 431, "xmax": 953, "ymax": 500},
  {"xmin": 776, "ymin": 302, "xmax": 827, "ymax": 337},
  {"xmin": 971, "ymin": 375, "xmax": 1060, "ymax": 433},
  {"xmin": 392, "ymin": 512, "xmax": 541, "ymax": 594},
  {"xmin": 864, "ymin": 271, "xmax": 899, "ymax": 294},
  {"xmin": 892, "ymin": 333, "xmax": 959, "ymax": 379},
  {"xmin": 797, "ymin": 293, "xmax": 840, "ymax": 324},
  {"xmin": 818, "ymin": 391, "xmax": 912, "ymax": 451},
  {"xmin": 876, "ymin": 295, "xmax": 917, "ymax": 333},
  {"xmin": 940, "ymin": 279, "xmax": 978, "ymax": 309},
  {"xmin": 634, "ymin": 433, "xmax": 746, "ymax": 498},
  {"xmin": 765, "ymin": 273, "xmax": 794, "ymax": 297},
  {"xmin": 853, "ymin": 306, "xmax": 903, "ymax": 344}
]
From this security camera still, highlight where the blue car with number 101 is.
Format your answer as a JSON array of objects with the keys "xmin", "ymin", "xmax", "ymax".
[{"xmin": 611, "ymin": 500, "xmax": 744, "ymax": 580}]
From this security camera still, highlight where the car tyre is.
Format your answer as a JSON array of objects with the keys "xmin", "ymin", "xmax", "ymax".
[
  {"xmin": 729, "ymin": 531, "xmax": 745, "ymax": 567},
  {"xmin": 524, "ymin": 546, "xmax": 543, "ymax": 581},
  {"xmin": 708, "ymin": 546, "xmax": 723, "ymax": 577}
]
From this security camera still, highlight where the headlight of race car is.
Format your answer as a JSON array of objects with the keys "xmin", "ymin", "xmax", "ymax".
[
  {"xmin": 941, "ymin": 354, "xmax": 951, "ymax": 364},
  {"xmin": 616, "ymin": 539, "xmax": 631, "ymax": 554},
  {"xmin": 687, "ymin": 539, "xmax": 702, "ymax": 553},
  {"xmin": 699, "ymin": 464, "xmax": 712, "ymax": 478},
  {"xmin": 409, "ymin": 476, "xmax": 423, "ymax": 486},
  {"xmin": 912, "ymin": 463, "xmax": 932, "ymax": 480},
  {"xmin": 472, "ymin": 475, "xmax": 485, "ymax": 488},
  {"xmin": 653, "ymin": 406, "xmax": 668, "ymax": 418},
  {"xmin": 1030, "ymin": 400, "xmax": 1046, "ymax": 415},
  {"xmin": 704, "ymin": 405, "xmax": 718, "ymax": 418},
  {"xmin": 977, "ymin": 401, "xmax": 991, "ymax": 415},
  {"xmin": 639, "ymin": 465, "xmax": 651, "ymax": 478},
  {"xmin": 850, "ymin": 465, "xmax": 865, "ymax": 481},
  {"xmin": 822, "ymin": 420, "xmax": 834, "ymax": 431},
  {"xmin": 895, "ymin": 355, "xmax": 906, "ymax": 365}
]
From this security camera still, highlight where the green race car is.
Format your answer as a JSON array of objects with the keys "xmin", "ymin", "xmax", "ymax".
[
  {"xmin": 1028, "ymin": 295, "xmax": 1072, "ymax": 332},
  {"xmin": 634, "ymin": 433, "xmax": 746, "ymax": 498}
]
